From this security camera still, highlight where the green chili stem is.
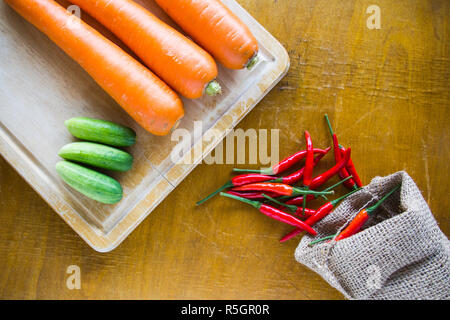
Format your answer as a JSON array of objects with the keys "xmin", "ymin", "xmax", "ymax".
[
  {"xmin": 366, "ymin": 184, "xmax": 401, "ymax": 215},
  {"xmin": 292, "ymin": 187, "xmax": 334, "ymax": 196},
  {"xmin": 324, "ymin": 114, "xmax": 334, "ymax": 137},
  {"xmin": 220, "ymin": 192, "xmax": 261, "ymax": 209},
  {"xmin": 308, "ymin": 234, "xmax": 336, "ymax": 246},
  {"xmin": 267, "ymin": 177, "xmax": 283, "ymax": 183},
  {"xmin": 232, "ymin": 168, "xmax": 274, "ymax": 175},
  {"xmin": 323, "ymin": 176, "xmax": 353, "ymax": 192},
  {"xmin": 262, "ymin": 194, "xmax": 297, "ymax": 213},
  {"xmin": 302, "ymin": 193, "xmax": 307, "ymax": 217},
  {"xmin": 196, "ymin": 181, "xmax": 233, "ymax": 205},
  {"xmin": 330, "ymin": 187, "xmax": 362, "ymax": 207}
]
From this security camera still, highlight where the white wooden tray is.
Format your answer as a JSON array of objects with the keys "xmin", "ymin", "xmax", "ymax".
[{"xmin": 0, "ymin": 0, "xmax": 289, "ymax": 252}]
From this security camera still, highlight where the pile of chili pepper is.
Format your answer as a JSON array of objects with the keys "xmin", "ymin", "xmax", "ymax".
[
  {"xmin": 196, "ymin": 114, "xmax": 367, "ymax": 242},
  {"xmin": 309, "ymin": 184, "xmax": 401, "ymax": 245}
]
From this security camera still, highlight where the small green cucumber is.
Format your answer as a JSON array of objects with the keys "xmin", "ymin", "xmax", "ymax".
[
  {"xmin": 56, "ymin": 160, "xmax": 123, "ymax": 204},
  {"xmin": 65, "ymin": 117, "xmax": 136, "ymax": 147},
  {"xmin": 58, "ymin": 142, "xmax": 133, "ymax": 172}
]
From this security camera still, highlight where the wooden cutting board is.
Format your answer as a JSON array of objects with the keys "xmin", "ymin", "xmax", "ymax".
[{"xmin": 0, "ymin": 0, "xmax": 289, "ymax": 251}]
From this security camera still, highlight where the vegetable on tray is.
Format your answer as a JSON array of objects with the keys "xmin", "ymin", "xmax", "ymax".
[
  {"xmin": 58, "ymin": 142, "xmax": 133, "ymax": 172},
  {"xmin": 5, "ymin": 0, "xmax": 184, "ymax": 136},
  {"xmin": 57, "ymin": 117, "xmax": 136, "ymax": 204},
  {"xmin": 65, "ymin": 117, "xmax": 136, "ymax": 147},
  {"xmin": 155, "ymin": 0, "xmax": 259, "ymax": 70},
  {"xmin": 69, "ymin": 0, "xmax": 221, "ymax": 99},
  {"xmin": 56, "ymin": 160, "xmax": 123, "ymax": 204}
]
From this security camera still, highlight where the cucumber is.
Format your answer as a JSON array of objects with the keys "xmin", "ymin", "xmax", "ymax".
[
  {"xmin": 65, "ymin": 117, "xmax": 136, "ymax": 147},
  {"xmin": 58, "ymin": 142, "xmax": 133, "ymax": 172},
  {"xmin": 56, "ymin": 160, "xmax": 123, "ymax": 204}
]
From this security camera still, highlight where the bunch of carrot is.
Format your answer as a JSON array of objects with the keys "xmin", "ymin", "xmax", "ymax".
[
  {"xmin": 6, "ymin": 0, "xmax": 259, "ymax": 135},
  {"xmin": 197, "ymin": 115, "xmax": 369, "ymax": 242}
]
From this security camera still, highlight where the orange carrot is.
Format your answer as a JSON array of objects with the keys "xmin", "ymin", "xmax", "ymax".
[
  {"xmin": 69, "ymin": 0, "xmax": 220, "ymax": 99},
  {"xmin": 155, "ymin": 0, "xmax": 259, "ymax": 70},
  {"xmin": 5, "ymin": 0, "xmax": 184, "ymax": 136}
]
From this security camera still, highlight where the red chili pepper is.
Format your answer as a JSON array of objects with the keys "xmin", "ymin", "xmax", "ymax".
[
  {"xmin": 232, "ymin": 148, "xmax": 329, "ymax": 175},
  {"xmin": 232, "ymin": 182, "xmax": 334, "ymax": 197},
  {"xmin": 283, "ymin": 194, "xmax": 315, "ymax": 206},
  {"xmin": 301, "ymin": 130, "xmax": 314, "ymax": 216},
  {"xmin": 225, "ymin": 190, "xmax": 282, "ymax": 200},
  {"xmin": 293, "ymin": 206, "xmax": 316, "ymax": 218},
  {"xmin": 196, "ymin": 173, "xmax": 275, "ymax": 205},
  {"xmin": 325, "ymin": 114, "xmax": 361, "ymax": 190},
  {"xmin": 220, "ymin": 192, "xmax": 317, "ymax": 235},
  {"xmin": 262, "ymin": 194, "xmax": 298, "ymax": 212},
  {"xmin": 279, "ymin": 228, "xmax": 303, "ymax": 242},
  {"xmin": 303, "ymin": 131, "xmax": 314, "ymax": 187},
  {"xmin": 305, "ymin": 188, "xmax": 361, "ymax": 226},
  {"xmin": 282, "ymin": 175, "xmax": 354, "ymax": 206},
  {"xmin": 280, "ymin": 187, "xmax": 361, "ymax": 242},
  {"xmin": 334, "ymin": 209, "xmax": 370, "ymax": 241},
  {"xmin": 335, "ymin": 184, "xmax": 400, "ymax": 241},
  {"xmin": 270, "ymin": 147, "xmax": 331, "ymax": 185},
  {"xmin": 262, "ymin": 193, "xmax": 316, "ymax": 217},
  {"xmin": 339, "ymin": 145, "xmax": 363, "ymax": 188},
  {"xmin": 332, "ymin": 134, "xmax": 357, "ymax": 190},
  {"xmin": 309, "ymin": 147, "xmax": 351, "ymax": 189}
]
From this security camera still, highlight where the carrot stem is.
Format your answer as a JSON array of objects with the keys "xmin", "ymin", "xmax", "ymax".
[
  {"xmin": 246, "ymin": 54, "xmax": 259, "ymax": 70},
  {"xmin": 205, "ymin": 80, "xmax": 222, "ymax": 96}
]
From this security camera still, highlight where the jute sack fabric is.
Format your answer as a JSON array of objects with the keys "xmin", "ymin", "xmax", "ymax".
[{"xmin": 295, "ymin": 171, "xmax": 450, "ymax": 300}]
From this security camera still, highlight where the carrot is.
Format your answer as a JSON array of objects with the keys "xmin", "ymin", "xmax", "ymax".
[
  {"xmin": 69, "ymin": 0, "xmax": 220, "ymax": 99},
  {"xmin": 5, "ymin": 0, "xmax": 184, "ymax": 136},
  {"xmin": 155, "ymin": 0, "xmax": 259, "ymax": 70}
]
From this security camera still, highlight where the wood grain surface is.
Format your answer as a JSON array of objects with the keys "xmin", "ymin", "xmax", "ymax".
[{"xmin": 0, "ymin": 0, "xmax": 449, "ymax": 299}]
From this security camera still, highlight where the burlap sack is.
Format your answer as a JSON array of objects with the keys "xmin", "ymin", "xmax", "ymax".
[{"xmin": 295, "ymin": 171, "xmax": 450, "ymax": 300}]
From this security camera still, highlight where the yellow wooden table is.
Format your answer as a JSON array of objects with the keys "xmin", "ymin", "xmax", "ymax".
[{"xmin": 0, "ymin": 0, "xmax": 448, "ymax": 299}]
